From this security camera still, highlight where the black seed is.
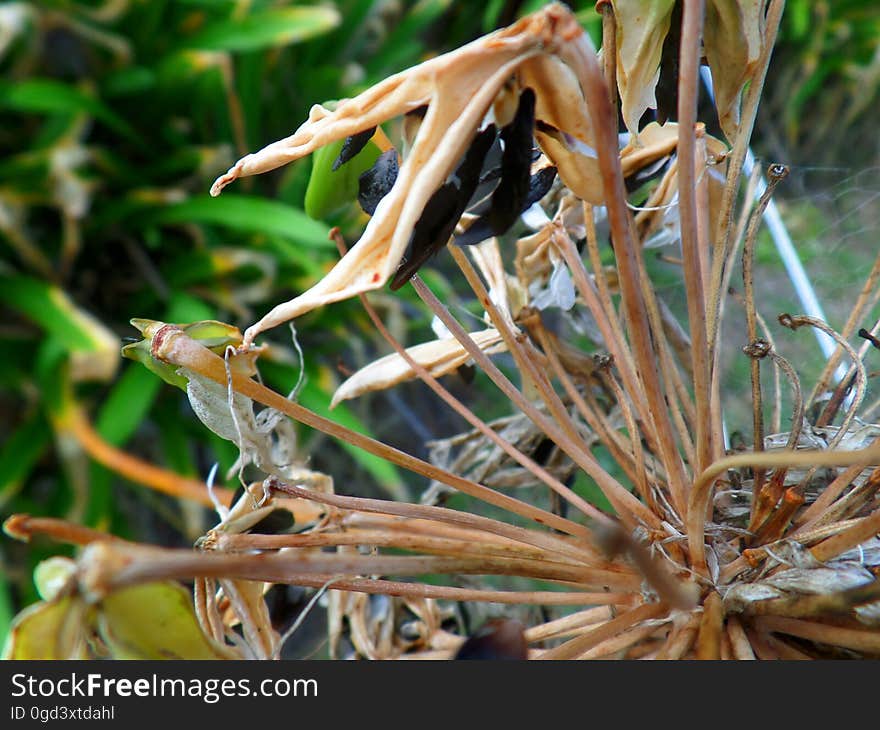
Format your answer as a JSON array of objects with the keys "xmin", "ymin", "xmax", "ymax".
[
  {"xmin": 357, "ymin": 148, "xmax": 399, "ymax": 215},
  {"xmin": 453, "ymin": 89, "xmax": 541, "ymax": 246},
  {"xmin": 487, "ymin": 88, "xmax": 536, "ymax": 234},
  {"xmin": 332, "ymin": 126, "xmax": 377, "ymax": 171},
  {"xmin": 525, "ymin": 165, "xmax": 557, "ymax": 206},
  {"xmin": 390, "ymin": 125, "xmax": 496, "ymax": 290},
  {"xmin": 454, "ymin": 165, "xmax": 556, "ymax": 246},
  {"xmin": 390, "ymin": 181, "xmax": 460, "ymax": 290}
]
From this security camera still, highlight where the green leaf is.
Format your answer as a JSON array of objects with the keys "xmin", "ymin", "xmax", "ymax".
[
  {"xmin": 0, "ymin": 410, "xmax": 51, "ymax": 508},
  {"xmin": 146, "ymin": 195, "xmax": 333, "ymax": 249},
  {"xmin": 365, "ymin": 0, "xmax": 452, "ymax": 77},
  {"xmin": 304, "ymin": 135, "xmax": 383, "ymax": 220},
  {"xmin": 0, "ymin": 78, "xmax": 139, "ymax": 141},
  {"xmin": 0, "ymin": 275, "xmax": 119, "ymax": 382},
  {"xmin": 185, "ymin": 6, "xmax": 341, "ymax": 52}
]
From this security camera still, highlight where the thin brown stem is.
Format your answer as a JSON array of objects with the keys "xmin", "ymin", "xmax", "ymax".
[
  {"xmin": 655, "ymin": 613, "xmax": 701, "ymax": 660},
  {"xmin": 696, "ymin": 590, "xmax": 723, "ymax": 659},
  {"xmin": 527, "ymin": 318, "xmax": 643, "ymax": 490},
  {"xmin": 599, "ymin": 1, "xmax": 617, "ymax": 112},
  {"xmin": 726, "ymin": 616, "xmax": 756, "ymax": 660},
  {"xmin": 808, "ymin": 250, "xmax": 880, "ymax": 408},
  {"xmin": 794, "ymin": 462, "xmax": 869, "ymax": 528},
  {"xmin": 810, "ymin": 498, "xmax": 880, "ymax": 563},
  {"xmin": 780, "ymin": 314, "xmax": 866, "ymax": 444},
  {"xmin": 3, "ymin": 514, "xmax": 123, "ymax": 547},
  {"xmin": 752, "ymin": 616, "xmax": 880, "ymax": 654},
  {"xmin": 269, "ymin": 482, "xmax": 600, "ymax": 566},
  {"xmin": 677, "ymin": 0, "xmax": 712, "ymax": 476},
  {"xmin": 687, "ymin": 432, "xmax": 880, "ymax": 577},
  {"xmin": 536, "ymin": 602, "xmax": 669, "ymax": 660},
  {"xmin": 79, "ymin": 541, "xmax": 643, "ymax": 596},
  {"xmin": 707, "ymin": 0, "xmax": 786, "ymax": 355},
  {"xmin": 742, "ymin": 166, "xmax": 790, "ymax": 504},
  {"xmin": 342, "ymin": 237, "xmax": 610, "ymax": 526}
]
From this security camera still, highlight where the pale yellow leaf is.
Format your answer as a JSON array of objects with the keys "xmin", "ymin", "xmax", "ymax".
[
  {"xmin": 705, "ymin": 0, "xmax": 765, "ymax": 143},
  {"xmin": 612, "ymin": 0, "xmax": 676, "ymax": 137}
]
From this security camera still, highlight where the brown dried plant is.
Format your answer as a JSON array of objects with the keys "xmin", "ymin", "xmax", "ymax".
[{"xmin": 6, "ymin": 2, "xmax": 880, "ymax": 660}]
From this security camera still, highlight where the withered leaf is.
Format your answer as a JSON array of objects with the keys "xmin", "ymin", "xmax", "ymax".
[
  {"xmin": 330, "ymin": 328, "xmax": 505, "ymax": 408},
  {"xmin": 704, "ymin": 0, "xmax": 764, "ymax": 143}
]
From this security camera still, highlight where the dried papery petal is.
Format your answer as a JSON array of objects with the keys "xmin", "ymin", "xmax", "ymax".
[
  {"xmin": 330, "ymin": 329, "xmax": 505, "ymax": 408},
  {"xmin": 704, "ymin": 0, "xmax": 765, "ymax": 143},
  {"xmin": 612, "ymin": 0, "xmax": 676, "ymax": 138},
  {"xmin": 619, "ymin": 120, "xmax": 679, "ymax": 176},
  {"xmin": 521, "ymin": 54, "xmax": 603, "ymax": 203}
]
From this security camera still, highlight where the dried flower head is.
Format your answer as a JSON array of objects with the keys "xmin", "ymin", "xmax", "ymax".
[{"xmin": 6, "ymin": 2, "xmax": 880, "ymax": 661}]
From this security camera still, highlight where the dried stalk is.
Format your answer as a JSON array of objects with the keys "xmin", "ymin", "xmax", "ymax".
[
  {"xmin": 741, "ymin": 165, "xmax": 790, "ymax": 502},
  {"xmin": 779, "ymin": 314, "xmax": 866, "ymax": 443},
  {"xmin": 752, "ymin": 616, "xmax": 880, "ymax": 654},
  {"xmin": 696, "ymin": 590, "xmax": 723, "ymax": 659},
  {"xmin": 152, "ymin": 326, "xmax": 588, "ymax": 538},
  {"xmin": 676, "ymin": 0, "xmax": 712, "ymax": 476},
  {"xmin": 536, "ymin": 602, "xmax": 668, "ymax": 660},
  {"xmin": 268, "ymin": 482, "xmax": 600, "ymax": 566},
  {"xmin": 687, "ymin": 434, "xmax": 880, "ymax": 577},
  {"xmin": 559, "ymin": 29, "xmax": 690, "ymax": 519},
  {"xmin": 808, "ymin": 250, "xmax": 880, "ymax": 408},
  {"xmin": 412, "ymin": 275, "xmax": 660, "ymax": 529},
  {"xmin": 526, "ymin": 317, "xmax": 645, "ymax": 490},
  {"xmin": 338, "ymin": 232, "xmax": 612, "ymax": 525},
  {"xmin": 3, "ymin": 514, "xmax": 123, "ymax": 547},
  {"xmin": 78, "ymin": 541, "xmax": 642, "ymax": 597}
]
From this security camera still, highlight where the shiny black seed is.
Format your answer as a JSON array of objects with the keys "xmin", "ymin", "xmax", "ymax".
[
  {"xmin": 332, "ymin": 126, "xmax": 377, "ymax": 171},
  {"xmin": 390, "ymin": 125, "xmax": 496, "ymax": 290},
  {"xmin": 487, "ymin": 88, "xmax": 536, "ymax": 234},
  {"xmin": 357, "ymin": 148, "xmax": 399, "ymax": 215},
  {"xmin": 454, "ymin": 165, "xmax": 556, "ymax": 247}
]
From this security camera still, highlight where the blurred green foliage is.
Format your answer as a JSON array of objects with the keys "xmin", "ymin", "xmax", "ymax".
[{"xmin": 761, "ymin": 0, "xmax": 880, "ymax": 165}]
